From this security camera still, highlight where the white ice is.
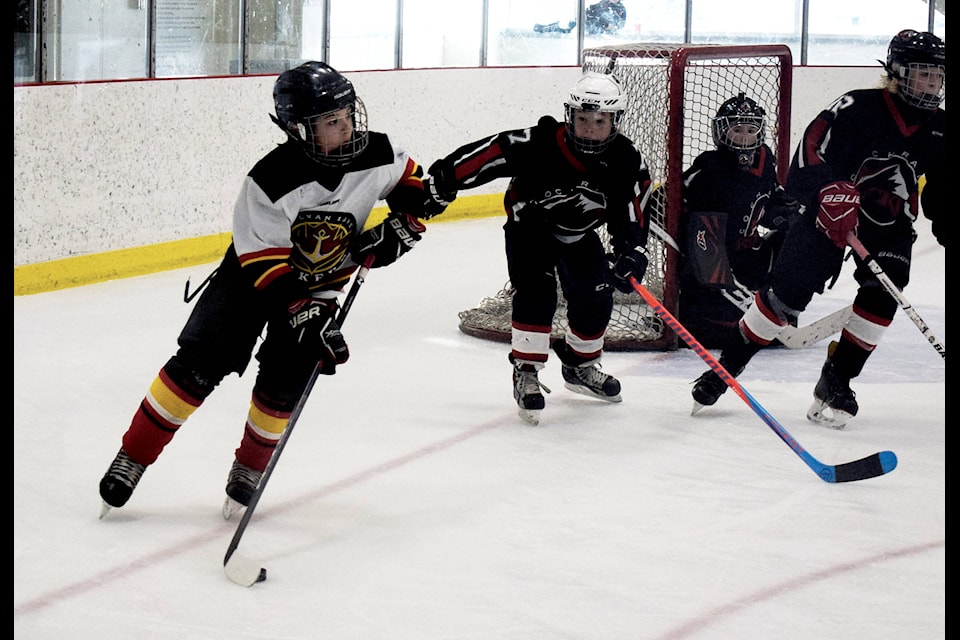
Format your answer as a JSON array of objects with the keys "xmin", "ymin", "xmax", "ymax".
[{"xmin": 14, "ymin": 217, "xmax": 944, "ymax": 639}]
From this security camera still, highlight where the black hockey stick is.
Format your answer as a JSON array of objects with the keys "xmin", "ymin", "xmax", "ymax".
[
  {"xmin": 846, "ymin": 232, "xmax": 945, "ymax": 359},
  {"xmin": 224, "ymin": 257, "xmax": 374, "ymax": 586},
  {"xmin": 629, "ymin": 276, "xmax": 898, "ymax": 483}
]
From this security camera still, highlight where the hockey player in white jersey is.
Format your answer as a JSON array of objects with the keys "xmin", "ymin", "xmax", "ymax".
[{"xmin": 99, "ymin": 61, "xmax": 430, "ymax": 518}]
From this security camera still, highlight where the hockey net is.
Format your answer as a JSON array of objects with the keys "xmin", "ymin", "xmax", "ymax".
[{"xmin": 458, "ymin": 43, "xmax": 792, "ymax": 350}]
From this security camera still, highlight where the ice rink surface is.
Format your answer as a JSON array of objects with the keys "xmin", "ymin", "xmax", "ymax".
[{"xmin": 15, "ymin": 217, "xmax": 944, "ymax": 639}]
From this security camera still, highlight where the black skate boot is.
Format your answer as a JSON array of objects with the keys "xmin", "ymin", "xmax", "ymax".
[
  {"xmin": 691, "ymin": 370, "xmax": 728, "ymax": 414},
  {"xmin": 807, "ymin": 350, "xmax": 858, "ymax": 429},
  {"xmin": 561, "ymin": 360, "xmax": 622, "ymax": 402},
  {"xmin": 690, "ymin": 337, "xmax": 762, "ymax": 414},
  {"xmin": 99, "ymin": 448, "xmax": 146, "ymax": 518},
  {"xmin": 510, "ymin": 355, "xmax": 551, "ymax": 426},
  {"xmin": 552, "ymin": 341, "xmax": 621, "ymax": 403},
  {"xmin": 223, "ymin": 460, "xmax": 264, "ymax": 520}
]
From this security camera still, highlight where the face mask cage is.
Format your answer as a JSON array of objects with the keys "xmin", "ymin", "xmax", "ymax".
[
  {"xmin": 712, "ymin": 114, "xmax": 765, "ymax": 152},
  {"xmin": 292, "ymin": 97, "xmax": 370, "ymax": 166},
  {"xmin": 563, "ymin": 105, "xmax": 624, "ymax": 154},
  {"xmin": 896, "ymin": 63, "xmax": 946, "ymax": 110}
]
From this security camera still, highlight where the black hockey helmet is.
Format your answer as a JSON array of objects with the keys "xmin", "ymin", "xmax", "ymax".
[
  {"xmin": 712, "ymin": 92, "xmax": 766, "ymax": 153},
  {"xmin": 882, "ymin": 29, "xmax": 945, "ymax": 110},
  {"xmin": 271, "ymin": 61, "xmax": 369, "ymax": 165}
]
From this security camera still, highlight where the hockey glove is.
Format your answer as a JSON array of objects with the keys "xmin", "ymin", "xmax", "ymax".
[
  {"xmin": 288, "ymin": 298, "xmax": 349, "ymax": 374},
  {"xmin": 815, "ymin": 181, "xmax": 860, "ymax": 249},
  {"xmin": 610, "ymin": 249, "xmax": 648, "ymax": 293},
  {"xmin": 424, "ymin": 159, "xmax": 458, "ymax": 219},
  {"xmin": 351, "ymin": 212, "xmax": 426, "ymax": 268},
  {"xmin": 759, "ymin": 186, "xmax": 802, "ymax": 232},
  {"xmin": 423, "ymin": 176, "xmax": 457, "ymax": 219}
]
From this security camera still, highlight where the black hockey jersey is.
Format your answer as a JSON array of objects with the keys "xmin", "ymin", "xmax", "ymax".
[
  {"xmin": 681, "ymin": 145, "xmax": 780, "ymax": 286},
  {"xmin": 432, "ymin": 115, "xmax": 651, "ymax": 256},
  {"xmin": 788, "ymin": 87, "xmax": 945, "ymax": 226}
]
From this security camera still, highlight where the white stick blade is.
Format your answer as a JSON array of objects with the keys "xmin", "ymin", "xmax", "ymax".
[{"xmin": 224, "ymin": 552, "xmax": 267, "ymax": 586}]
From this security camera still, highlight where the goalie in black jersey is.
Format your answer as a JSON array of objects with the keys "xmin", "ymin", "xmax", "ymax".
[
  {"xmin": 678, "ymin": 92, "xmax": 799, "ymax": 348},
  {"xmin": 423, "ymin": 71, "xmax": 652, "ymax": 425},
  {"xmin": 99, "ymin": 62, "xmax": 430, "ymax": 518},
  {"xmin": 691, "ymin": 29, "xmax": 945, "ymax": 429}
]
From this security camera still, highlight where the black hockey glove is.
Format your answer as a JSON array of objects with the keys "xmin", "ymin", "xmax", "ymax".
[
  {"xmin": 610, "ymin": 249, "xmax": 648, "ymax": 294},
  {"xmin": 287, "ymin": 298, "xmax": 349, "ymax": 374},
  {"xmin": 424, "ymin": 160, "xmax": 458, "ymax": 219},
  {"xmin": 351, "ymin": 212, "xmax": 426, "ymax": 268},
  {"xmin": 760, "ymin": 186, "xmax": 802, "ymax": 232},
  {"xmin": 424, "ymin": 176, "xmax": 457, "ymax": 219}
]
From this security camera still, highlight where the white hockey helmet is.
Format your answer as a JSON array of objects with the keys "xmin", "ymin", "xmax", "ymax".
[{"xmin": 564, "ymin": 72, "xmax": 627, "ymax": 154}]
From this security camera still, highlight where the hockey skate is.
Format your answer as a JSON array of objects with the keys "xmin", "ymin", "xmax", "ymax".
[
  {"xmin": 690, "ymin": 370, "xmax": 728, "ymax": 415},
  {"xmin": 99, "ymin": 448, "xmax": 146, "ymax": 518},
  {"xmin": 222, "ymin": 460, "xmax": 263, "ymax": 520},
  {"xmin": 806, "ymin": 356, "xmax": 858, "ymax": 429},
  {"xmin": 511, "ymin": 358, "xmax": 551, "ymax": 426},
  {"xmin": 561, "ymin": 360, "xmax": 622, "ymax": 402}
]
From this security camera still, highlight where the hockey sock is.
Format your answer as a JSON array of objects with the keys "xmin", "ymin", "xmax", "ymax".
[
  {"xmin": 233, "ymin": 389, "xmax": 292, "ymax": 472},
  {"xmin": 121, "ymin": 367, "xmax": 206, "ymax": 466}
]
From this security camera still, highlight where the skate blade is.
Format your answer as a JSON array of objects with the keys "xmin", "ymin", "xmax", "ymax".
[
  {"xmin": 563, "ymin": 382, "xmax": 622, "ymax": 403},
  {"xmin": 691, "ymin": 401, "xmax": 707, "ymax": 416},
  {"xmin": 518, "ymin": 408, "xmax": 542, "ymax": 426},
  {"xmin": 99, "ymin": 501, "xmax": 113, "ymax": 520},
  {"xmin": 806, "ymin": 399, "xmax": 851, "ymax": 430},
  {"xmin": 222, "ymin": 496, "xmax": 246, "ymax": 521}
]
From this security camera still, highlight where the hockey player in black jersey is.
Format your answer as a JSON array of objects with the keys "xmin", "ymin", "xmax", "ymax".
[
  {"xmin": 678, "ymin": 92, "xmax": 799, "ymax": 348},
  {"xmin": 99, "ymin": 62, "xmax": 429, "ymax": 518},
  {"xmin": 423, "ymin": 71, "xmax": 652, "ymax": 425},
  {"xmin": 691, "ymin": 29, "xmax": 945, "ymax": 429}
]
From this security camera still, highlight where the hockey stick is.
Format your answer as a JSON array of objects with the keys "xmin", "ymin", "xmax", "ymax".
[
  {"xmin": 629, "ymin": 276, "xmax": 898, "ymax": 483},
  {"xmin": 224, "ymin": 257, "xmax": 374, "ymax": 587},
  {"xmin": 776, "ymin": 305, "xmax": 851, "ymax": 349},
  {"xmin": 846, "ymin": 232, "xmax": 945, "ymax": 359}
]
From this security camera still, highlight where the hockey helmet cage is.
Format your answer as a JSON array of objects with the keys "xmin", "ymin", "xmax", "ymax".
[
  {"xmin": 564, "ymin": 71, "xmax": 627, "ymax": 154},
  {"xmin": 882, "ymin": 29, "xmax": 945, "ymax": 110},
  {"xmin": 272, "ymin": 61, "xmax": 369, "ymax": 165},
  {"xmin": 712, "ymin": 92, "xmax": 766, "ymax": 153}
]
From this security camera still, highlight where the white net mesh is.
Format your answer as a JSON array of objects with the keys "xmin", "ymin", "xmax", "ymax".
[{"xmin": 458, "ymin": 43, "xmax": 792, "ymax": 351}]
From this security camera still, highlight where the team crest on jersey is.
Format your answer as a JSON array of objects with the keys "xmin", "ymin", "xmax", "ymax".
[
  {"xmin": 854, "ymin": 154, "xmax": 919, "ymax": 224},
  {"xmin": 539, "ymin": 186, "xmax": 607, "ymax": 233},
  {"xmin": 290, "ymin": 211, "xmax": 356, "ymax": 278}
]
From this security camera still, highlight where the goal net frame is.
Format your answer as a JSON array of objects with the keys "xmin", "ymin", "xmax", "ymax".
[{"xmin": 458, "ymin": 43, "xmax": 793, "ymax": 351}]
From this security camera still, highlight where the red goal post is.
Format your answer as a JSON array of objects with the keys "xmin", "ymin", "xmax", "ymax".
[{"xmin": 457, "ymin": 43, "xmax": 793, "ymax": 351}]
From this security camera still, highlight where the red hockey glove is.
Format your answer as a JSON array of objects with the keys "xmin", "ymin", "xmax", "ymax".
[
  {"xmin": 815, "ymin": 181, "xmax": 860, "ymax": 249},
  {"xmin": 287, "ymin": 298, "xmax": 349, "ymax": 374},
  {"xmin": 351, "ymin": 212, "xmax": 426, "ymax": 268}
]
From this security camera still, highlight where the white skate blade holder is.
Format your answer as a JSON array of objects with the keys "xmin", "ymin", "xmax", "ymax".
[{"xmin": 806, "ymin": 398, "xmax": 852, "ymax": 430}]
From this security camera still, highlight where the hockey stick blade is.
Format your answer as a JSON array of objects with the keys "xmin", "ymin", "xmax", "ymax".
[
  {"xmin": 777, "ymin": 305, "xmax": 852, "ymax": 349},
  {"xmin": 630, "ymin": 277, "xmax": 898, "ymax": 483},
  {"xmin": 224, "ymin": 551, "xmax": 267, "ymax": 586}
]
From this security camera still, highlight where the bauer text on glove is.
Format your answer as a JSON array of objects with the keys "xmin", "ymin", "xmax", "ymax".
[
  {"xmin": 610, "ymin": 249, "xmax": 648, "ymax": 293},
  {"xmin": 351, "ymin": 211, "xmax": 426, "ymax": 268},
  {"xmin": 288, "ymin": 298, "xmax": 349, "ymax": 373},
  {"xmin": 815, "ymin": 181, "xmax": 860, "ymax": 249}
]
